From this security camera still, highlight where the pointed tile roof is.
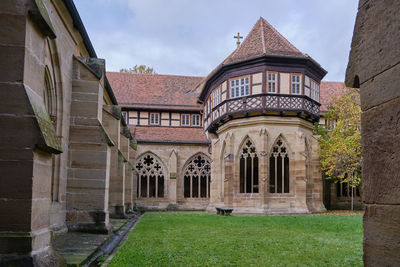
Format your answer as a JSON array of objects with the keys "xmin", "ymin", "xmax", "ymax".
[{"xmin": 223, "ymin": 17, "xmax": 307, "ymax": 65}]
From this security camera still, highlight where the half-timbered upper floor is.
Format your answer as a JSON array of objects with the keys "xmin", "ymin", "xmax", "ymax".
[{"xmin": 197, "ymin": 17, "xmax": 327, "ymax": 133}]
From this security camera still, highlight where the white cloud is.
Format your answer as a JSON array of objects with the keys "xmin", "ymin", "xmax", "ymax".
[{"xmin": 75, "ymin": 0, "xmax": 358, "ymax": 80}]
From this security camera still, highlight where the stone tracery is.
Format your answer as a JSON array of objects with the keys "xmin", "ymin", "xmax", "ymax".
[
  {"xmin": 135, "ymin": 153, "xmax": 165, "ymax": 198},
  {"xmin": 183, "ymin": 154, "xmax": 211, "ymax": 198}
]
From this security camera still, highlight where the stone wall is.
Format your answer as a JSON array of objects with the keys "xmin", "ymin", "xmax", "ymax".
[
  {"xmin": 208, "ymin": 116, "xmax": 325, "ymax": 214},
  {"xmin": 134, "ymin": 143, "xmax": 210, "ymax": 210},
  {"xmin": 0, "ymin": 0, "xmax": 136, "ymax": 264},
  {"xmin": 345, "ymin": 0, "xmax": 400, "ymax": 265}
]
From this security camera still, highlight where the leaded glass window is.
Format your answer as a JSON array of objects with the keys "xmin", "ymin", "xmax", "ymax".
[
  {"xmin": 269, "ymin": 139, "xmax": 290, "ymax": 193},
  {"xmin": 239, "ymin": 139, "xmax": 259, "ymax": 193},
  {"xmin": 267, "ymin": 72, "xmax": 277, "ymax": 93},
  {"xmin": 230, "ymin": 77, "xmax": 250, "ymax": 98},
  {"xmin": 291, "ymin": 74, "xmax": 301, "ymax": 95}
]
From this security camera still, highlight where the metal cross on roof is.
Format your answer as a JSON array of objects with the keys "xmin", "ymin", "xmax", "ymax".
[{"xmin": 234, "ymin": 32, "xmax": 243, "ymax": 48}]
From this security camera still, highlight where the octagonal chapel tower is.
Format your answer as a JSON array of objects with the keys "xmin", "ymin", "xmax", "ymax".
[{"xmin": 199, "ymin": 18, "xmax": 327, "ymax": 214}]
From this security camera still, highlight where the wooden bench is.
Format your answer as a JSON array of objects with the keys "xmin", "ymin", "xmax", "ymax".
[{"xmin": 216, "ymin": 207, "xmax": 233, "ymax": 216}]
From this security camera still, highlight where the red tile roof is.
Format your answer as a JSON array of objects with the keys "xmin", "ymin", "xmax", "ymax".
[
  {"xmin": 131, "ymin": 126, "xmax": 208, "ymax": 143},
  {"xmin": 107, "ymin": 72, "xmax": 204, "ymax": 110},
  {"xmin": 223, "ymin": 17, "xmax": 307, "ymax": 65},
  {"xmin": 320, "ymin": 81, "xmax": 347, "ymax": 112}
]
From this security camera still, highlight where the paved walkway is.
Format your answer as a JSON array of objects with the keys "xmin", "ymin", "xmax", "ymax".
[{"xmin": 53, "ymin": 213, "xmax": 141, "ymax": 266}]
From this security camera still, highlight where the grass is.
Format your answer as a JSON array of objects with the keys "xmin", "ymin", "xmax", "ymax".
[{"xmin": 110, "ymin": 212, "xmax": 363, "ymax": 267}]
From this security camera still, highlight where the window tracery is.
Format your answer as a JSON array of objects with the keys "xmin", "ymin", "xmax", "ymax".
[
  {"xmin": 183, "ymin": 154, "xmax": 211, "ymax": 198},
  {"xmin": 239, "ymin": 139, "xmax": 259, "ymax": 193},
  {"xmin": 135, "ymin": 153, "xmax": 165, "ymax": 198},
  {"xmin": 269, "ymin": 138, "xmax": 290, "ymax": 193}
]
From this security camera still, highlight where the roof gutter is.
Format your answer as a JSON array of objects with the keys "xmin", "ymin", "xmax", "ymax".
[{"xmin": 62, "ymin": 0, "xmax": 118, "ymax": 105}]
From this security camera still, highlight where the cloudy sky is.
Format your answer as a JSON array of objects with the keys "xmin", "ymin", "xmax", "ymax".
[{"xmin": 74, "ymin": 0, "xmax": 358, "ymax": 81}]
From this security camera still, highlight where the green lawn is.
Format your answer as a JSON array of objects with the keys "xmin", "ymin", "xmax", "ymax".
[{"xmin": 110, "ymin": 212, "xmax": 363, "ymax": 267}]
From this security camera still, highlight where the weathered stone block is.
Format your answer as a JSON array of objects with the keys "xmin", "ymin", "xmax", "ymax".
[
  {"xmin": 361, "ymin": 97, "xmax": 400, "ymax": 204},
  {"xmin": 360, "ymin": 63, "xmax": 400, "ymax": 111},
  {"xmin": 345, "ymin": 0, "xmax": 400, "ymax": 87},
  {"xmin": 364, "ymin": 204, "xmax": 400, "ymax": 266}
]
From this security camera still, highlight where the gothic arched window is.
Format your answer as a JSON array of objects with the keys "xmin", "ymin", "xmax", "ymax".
[
  {"xmin": 269, "ymin": 139, "xmax": 290, "ymax": 193},
  {"xmin": 183, "ymin": 154, "xmax": 211, "ymax": 198},
  {"xmin": 239, "ymin": 139, "xmax": 259, "ymax": 193},
  {"xmin": 135, "ymin": 154, "xmax": 165, "ymax": 198},
  {"xmin": 44, "ymin": 67, "xmax": 57, "ymax": 124}
]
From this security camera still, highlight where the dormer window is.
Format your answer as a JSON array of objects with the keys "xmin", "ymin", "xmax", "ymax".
[
  {"xmin": 230, "ymin": 77, "xmax": 250, "ymax": 98},
  {"xmin": 150, "ymin": 113, "xmax": 159, "ymax": 125},
  {"xmin": 267, "ymin": 72, "xmax": 277, "ymax": 93},
  {"xmin": 291, "ymin": 74, "xmax": 302, "ymax": 95}
]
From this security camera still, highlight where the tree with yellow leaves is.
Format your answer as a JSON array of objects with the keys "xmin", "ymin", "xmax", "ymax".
[
  {"xmin": 120, "ymin": 65, "xmax": 156, "ymax": 74},
  {"xmin": 315, "ymin": 88, "xmax": 361, "ymax": 210}
]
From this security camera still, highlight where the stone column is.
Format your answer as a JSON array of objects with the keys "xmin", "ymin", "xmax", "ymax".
[
  {"xmin": 291, "ymin": 133, "xmax": 309, "ymax": 213},
  {"xmin": 259, "ymin": 128, "xmax": 269, "ymax": 212},
  {"xmin": 223, "ymin": 133, "xmax": 234, "ymax": 208},
  {"xmin": 208, "ymin": 138, "xmax": 222, "ymax": 211},
  {"xmin": 66, "ymin": 57, "xmax": 113, "ymax": 234},
  {"xmin": 168, "ymin": 150, "xmax": 178, "ymax": 204},
  {"xmin": 124, "ymin": 163, "xmax": 133, "ymax": 211},
  {"xmin": 129, "ymin": 145, "xmax": 137, "ymax": 206},
  {"xmin": 345, "ymin": 1, "xmax": 400, "ymax": 265},
  {"xmin": 306, "ymin": 136, "xmax": 326, "ymax": 212}
]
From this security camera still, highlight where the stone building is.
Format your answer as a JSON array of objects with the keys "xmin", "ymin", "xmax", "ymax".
[
  {"xmin": 0, "ymin": 1, "xmax": 360, "ymax": 264},
  {"xmin": 108, "ymin": 73, "xmax": 210, "ymax": 210},
  {"xmin": 346, "ymin": 0, "xmax": 400, "ymax": 265},
  {"xmin": 0, "ymin": 0, "xmax": 136, "ymax": 265},
  {"xmin": 109, "ymin": 17, "xmax": 335, "ymax": 214}
]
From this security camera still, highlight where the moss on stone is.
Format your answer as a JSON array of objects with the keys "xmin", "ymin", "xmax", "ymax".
[
  {"xmin": 130, "ymin": 139, "xmax": 137, "ymax": 150},
  {"xmin": 122, "ymin": 126, "xmax": 130, "ymax": 138},
  {"xmin": 111, "ymin": 105, "xmax": 122, "ymax": 120}
]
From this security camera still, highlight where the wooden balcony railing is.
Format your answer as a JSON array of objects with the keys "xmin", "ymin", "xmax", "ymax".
[{"xmin": 204, "ymin": 93, "xmax": 320, "ymax": 131}]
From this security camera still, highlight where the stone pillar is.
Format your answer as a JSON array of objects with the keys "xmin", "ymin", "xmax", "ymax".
[
  {"xmin": 0, "ymin": 2, "xmax": 63, "ymax": 264},
  {"xmin": 345, "ymin": 1, "xmax": 400, "ymax": 265},
  {"xmin": 306, "ymin": 136, "xmax": 326, "ymax": 212},
  {"xmin": 291, "ymin": 133, "xmax": 309, "ymax": 213},
  {"xmin": 259, "ymin": 128, "xmax": 269, "ymax": 212},
  {"xmin": 129, "ymin": 145, "xmax": 137, "ymax": 206},
  {"xmin": 223, "ymin": 133, "xmax": 234, "ymax": 208},
  {"xmin": 168, "ymin": 150, "xmax": 178, "ymax": 204},
  {"xmin": 208, "ymin": 138, "xmax": 222, "ymax": 211},
  {"xmin": 109, "ymin": 130, "xmax": 129, "ymax": 217},
  {"xmin": 66, "ymin": 57, "xmax": 113, "ymax": 234},
  {"xmin": 124, "ymin": 163, "xmax": 133, "ymax": 211}
]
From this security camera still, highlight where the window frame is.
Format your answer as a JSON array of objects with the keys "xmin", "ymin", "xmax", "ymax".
[
  {"xmin": 149, "ymin": 112, "xmax": 160, "ymax": 125},
  {"xmin": 290, "ymin": 73, "xmax": 302, "ymax": 95},
  {"xmin": 267, "ymin": 71, "xmax": 278, "ymax": 93},
  {"xmin": 229, "ymin": 75, "xmax": 250, "ymax": 99},
  {"xmin": 181, "ymin": 114, "xmax": 190, "ymax": 126},
  {"xmin": 192, "ymin": 114, "xmax": 201, "ymax": 126},
  {"xmin": 310, "ymin": 79, "xmax": 319, "ymax": 102},
  {"xmin": 212, "ymin": 87, "xmax": 221, "ymax": 108}
]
